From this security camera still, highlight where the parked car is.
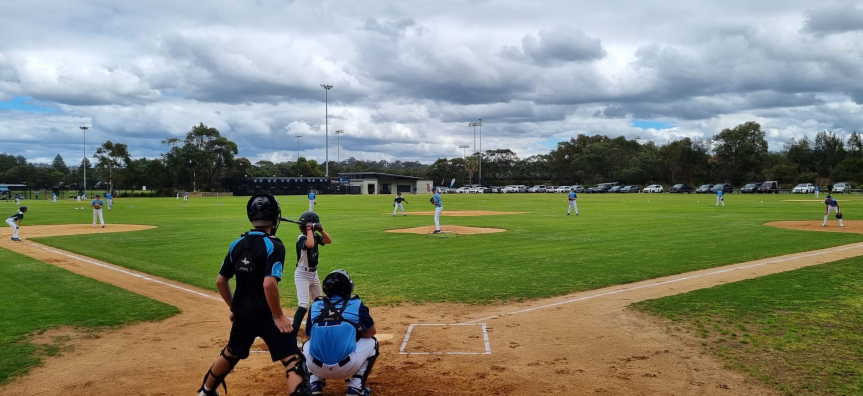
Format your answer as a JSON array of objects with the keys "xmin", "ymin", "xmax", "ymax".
[
  {"xmin": 695, "ymin": 184, "xmax": 714, "ymax": 194},
  {"xmin": 643, "ymin": 184, "xmax": 664, "ymax": 193},
  {"xmin": 740, "ymin": 183, "xmax": 762, "ymax": 194},
  {"xmin": 757, "ymin": 181, "xmax": 779, "ymax": 194},
  {"xmin": 710, "ymin": 183, "xmax": 734, "ymax": 193},
  {"xmin": 620, "ymin": 185, "xmax": 639, "ymax": 193},
  {"xmin": 608, "ymin": 185, "xmax": 623, "ymax": 193},
  {"xmin": 553, "ymin": 186, "xmax": 569, "ymax": 193},
  {"xmin": 832, "ymin": 182, "xmax": 852, "ymax": 194},
  {"xmin": 455, "ymin": 187, "xmax": 471, "ymax": 194},
  {"xmin": 572, "ymin": 185, "xmax": 585, "ymax": 193},
  {"xmin": 792, "ymin": 183, "xmax": 815, "ymax": 194},
  {"xmin": 542, "ymin": 186, "xmax": 553, "ymax": 193},
  {"xmin": 668, "ymin": 184, "xmax": 693, "ymax": 193},
  {"xmin": 528, "ymin": 185, "xmax": 546, "ymax": 193}
]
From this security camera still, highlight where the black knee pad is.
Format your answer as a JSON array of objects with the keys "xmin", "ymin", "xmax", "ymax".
[
  {"xmin": 198, "ymin": 347, "xmax": 242, "ymax": 395},
  {"xmin": 285, "ymin": 354, "xmax": 312, "ymax": 396}
]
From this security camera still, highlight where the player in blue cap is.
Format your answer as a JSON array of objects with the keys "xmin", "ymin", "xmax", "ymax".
[{"xmin": 431, "ymin": 187, "xmax": 443, "ymax": 233}]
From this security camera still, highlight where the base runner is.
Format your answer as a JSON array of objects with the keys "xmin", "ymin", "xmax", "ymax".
[{"xmin": 6, "ymin": 206, "xmax": 27, "ymax": 242}]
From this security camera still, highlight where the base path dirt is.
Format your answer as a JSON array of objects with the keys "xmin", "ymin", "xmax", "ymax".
[
  {"xmin": 385, "ymin": 225, "xmax": 506, "ymax": 235},
  {"xmin": 381, "ymin": 210, "xmax": 528, "ymax": 216},
  {"xmin": 765, "ymin": 220, "xmax": 863, "ymax": 234},
  {"xmin": 3, "ymin": 226, "xmax": 863, "ymax": 395}
]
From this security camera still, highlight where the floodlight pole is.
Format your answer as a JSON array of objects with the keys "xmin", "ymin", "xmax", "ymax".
[
  {"xmin": 295, "ymin": 135, "xmax": 302, "ymax": 160},
  {"xmin": 458, "ymin": 145, "xmax": 469, "ymax": 160},
  {"xmin": 79, "ymin": 126, "xmax": 89, "ymax": 197},
  {"xmin": 478, "ymin": 118, "xmax": 483, "ymax": 185},
  {"xmin": 335, "ymin": 130, "xmax": 344, "ymax": 163},
  {"xmin": 320, "ymin": 84, "xmax": 333, "ymax": 177}
]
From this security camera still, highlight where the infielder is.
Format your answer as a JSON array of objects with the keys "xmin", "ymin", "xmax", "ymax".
[
  {"xmin": 715, "ymin": 189, "xmax": 725, "ymax": 207},
  {"xmin": 567, "ymin": 187, "xmax": 579, "ymax": 216},
  {"xmin": 431, "ymin": 187, "xmax": 442, "ymax": 234},
  {"xmin": 176, "ymin": 190, "xmax": 180, "ymax": 200},
  {"xmin": 15, "ymin": 194, "xmax": 20, "ymax": 205},
  {"xmin": 105, "ymin": 192, "xmax": 113, "ymax": 210},
  {"xmin": 197, "ymin": 194, "xmax": 312, "ymax": 396},
  {"xmin": 307, "ymin": 189, "xmax": 316, "ymax": 212},
  {"xmin": 292, "ymin": 211, "xmax": 333, "ymax": 337},
  {"xmin": 91, "ymin": 194, "xmax": 105, "ymax": 228},
  {"xmin": 823, "ymin": 195, "xmax": 844, "ymax": 227},
  {"xmin": 304, "ymin": 270, "xmax": 378, "ymax": 396},
  {"xmin": 6, "ymin": 206, "xmax": 27, "ymax": 242},
  {"xmin": 393, "ymin": 192, "xmax": 408, "ymax": 216}
]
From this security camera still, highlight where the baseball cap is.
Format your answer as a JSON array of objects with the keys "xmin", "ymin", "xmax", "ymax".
[
  {"xmin": 96, "ymin": 194, "xmax": 101, "ymax": 197},
  {"xmin": 432, "ymin": 186, "xmax": 438, "ymax": 191}
]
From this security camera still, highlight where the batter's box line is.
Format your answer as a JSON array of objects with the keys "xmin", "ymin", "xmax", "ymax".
[{"xmin": 398, "ymin": 323, "xmax": 491, "ymax": 355}]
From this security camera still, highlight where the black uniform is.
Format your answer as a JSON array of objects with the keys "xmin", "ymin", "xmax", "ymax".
[
  {"xmin": 9, "ymin": 211, "xmax": 24, "ymax": 222},
  {"xmin": 218, "ymin": 230, "xmax": 299, "ymax": 361},
  {"xmin": 394, "ymin": 196, "xmax": 407, "ymax": 204}
]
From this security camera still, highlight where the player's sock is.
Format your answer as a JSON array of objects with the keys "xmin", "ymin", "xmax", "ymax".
[{"xmin": 292, "ymin": 307, "xmax": 308, "ymax": 331}]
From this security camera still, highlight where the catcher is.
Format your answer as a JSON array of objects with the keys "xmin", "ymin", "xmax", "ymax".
[
  {"xmin": 197, "ymin": 194, "xmax": 312, "ymax": 396},
  {"xmin": 822, "ymin": 195, "xmax": 844, "ymax": 227},
  {"xmin": 91, "ymin": 194, "xmax": 105, "ymax": 228}
]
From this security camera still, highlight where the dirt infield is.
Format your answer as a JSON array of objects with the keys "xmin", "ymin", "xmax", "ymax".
[
  {"xmin": 765, "ymin": 220, "xmax": 863, "ymax": 233},
  {"xmin": 0, "ymin": 223, "xmax": 155, "ymax": 240},
  {"xmin": 3, "ymin": 225, "xmax": 863, "ymax": 395},
  {"xmin": 385, "ymin": 225, "xmax": 506, "ymax": 235},
  {"xmin": 381, "ymin": 210, "xmax": 528, "ymax": 216}
]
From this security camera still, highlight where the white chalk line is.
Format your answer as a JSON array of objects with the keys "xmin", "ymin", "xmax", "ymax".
[
  {"xmin": 29, "ymin": 242, "xmax": 221, "ymax": 302},
  {"xmin": 398, "ymin": 323, "xmax": 490, "ymax": 355},
  {"xmin": 461, "ymin": 242, "xmax": 863, "ymax": 324}
]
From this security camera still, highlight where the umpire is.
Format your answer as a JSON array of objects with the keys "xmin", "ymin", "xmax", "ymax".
[{"xmin": 197, "ymin": 194, "xmax": 312, "ymax": 396}]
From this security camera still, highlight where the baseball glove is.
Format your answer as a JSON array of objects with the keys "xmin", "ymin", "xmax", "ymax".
[
  {"xmin": 429, "ymin": 197, "xmax": 435, "ymax": 204},
  {"xmin": 836, "ymin": 213, "xmax": 843, "ymax": 219},
  {"xmin": 93, "ymin": 204, "xmax": 102, "ymax": 209}
]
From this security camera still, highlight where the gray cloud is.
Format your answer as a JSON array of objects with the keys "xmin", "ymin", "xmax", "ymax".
[
  {"xmin": 804, "ymin": 4, "xmax": 863, "ymax": 35},
  {"xmin": 500, "ymin": 26, "xmax": 606, "ymax": 65}
]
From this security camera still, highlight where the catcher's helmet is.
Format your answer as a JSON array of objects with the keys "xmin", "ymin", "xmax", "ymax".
[
  {"xmin": 247, "ymin": 194, "xmax": 282, "ymax": 234},
  {"xmin": 298, "ymin": 211, "xmax": 320, "ymax": 225},
  {"xmin": 19, "ymin": 206, "xmax": 28, "ymax": 212},
  {"xmin": 323, "ymin": 269, "xmax": 354, "ymax": 297}
]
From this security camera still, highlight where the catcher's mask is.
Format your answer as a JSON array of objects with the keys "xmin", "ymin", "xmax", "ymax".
[
  {"xmin": 247, "ymin": 194, "xmax": 282, "ymax": 235},
  {"xmin": 323, "ymin": 269, "xmax": 354, "ymax": 297}
]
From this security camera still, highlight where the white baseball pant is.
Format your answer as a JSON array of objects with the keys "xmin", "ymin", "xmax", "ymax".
[
  {"xmin": 434, "ymin": 206, "xmax": 443, "ymax": 231},
  {"xmin": 6, "ymin": 219, "xmax": 19, "ymax": 239},
  {"xmin": 108, "ymin": 199, "xmax": 113, "ymax": 210},
  {"xmin": 52, "ymin": 195, "xmax": 57, "ymax": 202},
  {"xmin": 815, "ymin": 191, "xmax": 819, "ymax": 198},
  {"xmin": 304, "ymin": 337, "xmax": 378, "ymax": 391},
  {"xmin": 823, "ymin": 206, "xmax": 843, "ymax": 226},
  {"xmin": 294, "ymin": 268, "xmax": 322, "ymax": 309},
  {"xmin": 715, "ymin": 196, "xmax": 724, "ymax": 207},
  {"xmin": 394, "ymin": 203, "xmax": 405, "ymax": 216},
  {"xmin": 93, "ymin": 208, "xmax": 105, "ymax": 226},
  {"xmin": 568, "ymin": 200, "xmax": 578, "ymax": 215},
  {"xmin": 309, "ymin": 202, "xmax": 315, "ymax": 212}
]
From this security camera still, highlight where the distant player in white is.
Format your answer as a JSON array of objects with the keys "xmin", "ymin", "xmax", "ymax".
[
  {"xmin": 77, "ymin": 191, "xmax": 81, "ymax": 202},
  {"xmin": 184, "ymin": 191, "xmax": 189, "ymax": 202},
  {"xmin": 431, "ymin": 187, "xmax": 443, "ymax": 233},
  {"xmin": 91, "ymin": 194, "xmax": 105, "ymax": 228},
  {"xmin": 567, "ymin": 187, "xmax": 579, "ymax": 216},
  {"xmin": 393, "ymin": 192, "xmax": 408, "ymax": 216},
  {"xmin": 822, "ymin": 195, "xmax": 844, "ymax": 227},
  {"xmin": 176, "ymin": 190, "xmax": 180, "ymax": 200},
  {"xmin": 105, "ymin": 192, "xmax": 113, "ymax": 210},
  {"xmin": 52, "ymin": 192, "xmax": 57, "ymax": 203},
  {"xmin": 815, "ymin": 186, "xmax": 819, "ymax": 198},
  {"xmin": 715, "ymin": 189, "xmax": 725, "ymax": 207},
  {"xmin": 14, "ymin": 194, "xmax": 20, "ymax": 205},
  {"xmin": 308, "ymin": 189, "xmax": 316, "ymax": 212}
]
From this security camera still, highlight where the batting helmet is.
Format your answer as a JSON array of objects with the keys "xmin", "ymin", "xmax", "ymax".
[
  {"xmin": 246, "ymin": 194, "xmax": 282, "ymax": 235},
  {"xmin": 323, "ymin": 269, "xmax": 354, "ymax": 297},
  {"xmin": 19, "ymin": 206, "xmax": 28, "ymax": 212},
  {"xmin": 298, "ymin": 211, "xmax": 320, "ymax": 226}
]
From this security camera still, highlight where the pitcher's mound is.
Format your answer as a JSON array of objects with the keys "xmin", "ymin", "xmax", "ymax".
[
  {"xmin": 765, "ymin": 220, "xmax": 863, "ymax": 234},
  {"xmin": 386, "ymin": 225, "xmax": 506, "ymax": 235},
  {"xmin": 382, "ymin": 211, "xmax": 527, "ymax": 217}
]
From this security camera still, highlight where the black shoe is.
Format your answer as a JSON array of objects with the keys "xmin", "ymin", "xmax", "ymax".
[
  {"xmin": 432, "ymin": 230, "xmax": 441, "ymax": 234},
  {"xmin": 567, "ymin": 213, "xmax": 570, "ymax": 216}
]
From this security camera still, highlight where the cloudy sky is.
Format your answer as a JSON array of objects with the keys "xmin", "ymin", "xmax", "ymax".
[{"xmin": 1, "ymin": 0, "xmax": 862, "ymax": 165}]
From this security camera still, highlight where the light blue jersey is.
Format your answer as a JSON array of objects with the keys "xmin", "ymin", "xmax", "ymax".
[
  {"xmin": 308, "ymin": 192, "xmax": 316, "ymax": 201},
  {"xmin": 717, "ymin": 190, "xmax": 723, "ymax": 197},
  {"xmin": 569, "ymin": 192, "xmax": 577, "ymax": 200},
  {"xmin": 433, "ymin": 193, "xmax": 442, "ymax": 207},
  {"xmin": 91, "ymin": 199, "xmax": 104, "ymax": 207},
  {"xmin": 105, "ymin": 193, "xmax": 112, "ymax": 200}
]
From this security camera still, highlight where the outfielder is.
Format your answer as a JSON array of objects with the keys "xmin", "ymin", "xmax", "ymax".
[
  {"xmin": 822, "ymin": 195, "xmax": 844, "ymax": 227},
  {"xmin": 304, "ymin": 270, "xmax": 378, "ymax": 396},
  {"xmin": 184, "ymin": 191, "xmax": 189, "ymax": 202},
  {"xmin": 815, "ymin": 186, "xmax": 819, "ymax": 198},
  {"xmin": 431, "ymin": 187, "xmax": 442, "ymax": 234},
  {"xmin": 307, "ymin": 189, "xmax": 316, "ymax": 212},
  {"xmin": 292, "ymin": 211, "xmax": 333, "ymax": 337},
  {"xmin": 567, "ymin": 187, "xmax": 579, "ymax": 216},
  {"xmin": 197, "ymin": 194, "xmax": 312, "ymax": 396},
  {"xmin": 6, "ymin": 206, "xmax": 27, "ymax": 242},
  {"xmin": 91, "ymin": 194, "xmax": 105, "ymax": 228},
  {"xmin": 715, "ymin": 189, "xmax": 725, "ymax": 207},
  {"xmin": 52, "ymin": 192, "xmax": 57, "ymax": 203},
  {"xmin": 15, "ymin": 194, "xmax": 20, "ymax": 205},
  {"xmin": 105, "ymin": 192, "xmax": 113, "ymax": 210},
  {"xmin": 393, "ymin": 192, "xmax": 408, "ymax": 216}
]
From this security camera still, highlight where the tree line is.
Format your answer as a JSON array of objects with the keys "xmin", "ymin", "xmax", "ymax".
[{"xmin": 2, "ymin": 121, "xmax": 861, "ymax": 193}]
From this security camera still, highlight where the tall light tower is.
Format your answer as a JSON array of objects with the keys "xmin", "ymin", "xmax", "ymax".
[
  {"xmin": 320, "ymin": 84, "xmax": 333, "ymax": 177},
  {"xmin": 458, "ymin": 145, "xmax": 469, "ymax": 160},
  {"xmin": 295, "ymin": 135, "xmax": 302, "ymax": 160},
  {"xmin": 335, "ymin": 130, "xmax": 345, "ymax": 163},
  {"xmin": 478, "ymin": 118, "xmax": 483, "ymax": 185},
  {"xmin": 79, "ymin": 126, "xmax": 89, "ymax": 197}
]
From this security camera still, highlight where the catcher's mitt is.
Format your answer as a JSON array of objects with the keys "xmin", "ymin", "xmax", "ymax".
[{"xmin": 836, "ymin": 213, "xmax": 843, "ymax": 219}]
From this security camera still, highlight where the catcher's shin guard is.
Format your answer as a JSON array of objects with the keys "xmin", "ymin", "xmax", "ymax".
[
  {"xmin": 198, "ymin": 347, "xmax": 240, "ymax": 395},
  {"xmin": 348, "ymin": 337, "xmax": 380, "ymax": 394},
  {"xmin": 284, "ymin": 354, "xmax": 313, "ymax": 396}
]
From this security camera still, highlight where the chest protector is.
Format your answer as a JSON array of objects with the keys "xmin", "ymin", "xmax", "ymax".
[{"xmin": 308, "ymin": 297, "xmax": 363, "ymax": 365}]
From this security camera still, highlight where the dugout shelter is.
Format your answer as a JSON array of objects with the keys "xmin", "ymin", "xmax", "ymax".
[{"xmin": 339, "ymin": 172, "xmax": 433, "ymax": 195}]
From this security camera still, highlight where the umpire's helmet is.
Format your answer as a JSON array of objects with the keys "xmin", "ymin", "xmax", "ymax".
[
  {"xmin": 323, "ymin": 269, "xmax": 354, "ymax": 297},
  {"xmin": 247, "ymin": 194, "xmax": 282, "ymax": 234},
  {"xmin": 298, "ymin": 211, "xmax": 320, "ymax": 225}
]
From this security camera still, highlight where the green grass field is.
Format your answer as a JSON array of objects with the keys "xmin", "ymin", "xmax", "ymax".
[
  {"xmin": 0, "ymin": 248, "xmax": 179, "ymax": 385},
  {"xmin": 634, "ymin": 257, "xmax": 863, "ymax": 396},
  {"xmin": 6, "ymin": 192, "xmax": 861, "ymax": 305}
]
